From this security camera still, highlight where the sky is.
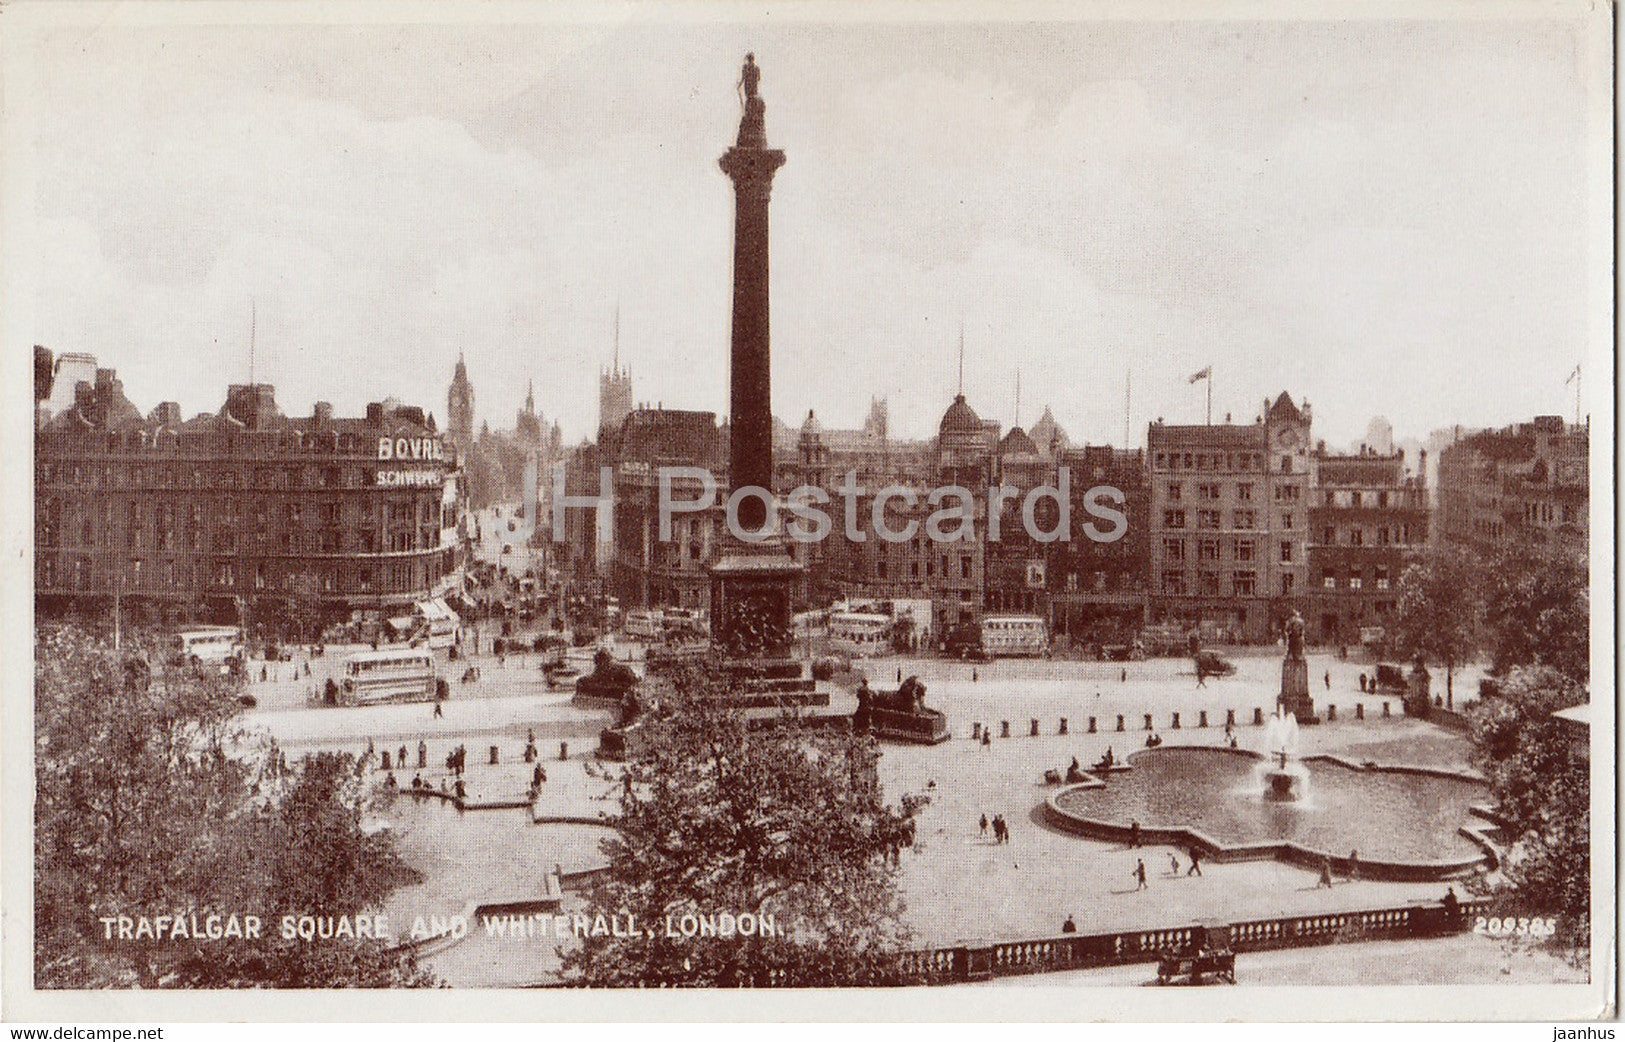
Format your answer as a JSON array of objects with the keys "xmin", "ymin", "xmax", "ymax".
[{"xmin": 9, "ymin": 4, "xmax": 1611, "ymax": 450}]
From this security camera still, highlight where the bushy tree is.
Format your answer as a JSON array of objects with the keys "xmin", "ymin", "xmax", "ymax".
[
  {"xmin": 1481, "ymin": 548, "xmax": 1588, "ymax": 684},
  {"xmin": 1388, "ymin": 544, "xmax": 1483, "ymax": 700},
  {"xmin": 34, "ymin": 625, "xmax": 436, "ymax": 988},
  {"xmin": 1468, "ymin": 666, "xmax": 1589, "ymax": 962},
  {"xmin": 562, "ymin": 663, "xmax": 927, "ymax": 986}
]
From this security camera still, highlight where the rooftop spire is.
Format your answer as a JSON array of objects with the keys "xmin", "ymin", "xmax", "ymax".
[{"xmin": 957, "ymin": 324, "xmax": 965, "ymax": 397}]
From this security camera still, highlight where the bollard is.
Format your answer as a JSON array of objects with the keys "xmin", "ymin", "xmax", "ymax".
[
  {"xmin": 1253, "ymin": 707, "xmax": 1264, "ymax": 725},
  {"xmin": 559, "ymin": 741, "xmax": 569, "ymax": 761},
  {"xmin": 1030, "ymin": 719, "xmax": 1040, "ymax": 737},
  {"xmin": 1144, "ymin": 713, "xmax": 1154, "ymax": 731},
  {"xmin": 1226, "ymin": 708, "xmax": 1235, "ymax": 727},
  {"xmin": 418, "ymin": 746, "xmax": 427, "ymax": 768},
  {"xmin": 1059, "ymin": 717, "xmax": 1069, "ymax": 735},
  {"xmin": 1383, "ymin": 701, "xmax": 1391, "ymax": 717},
  {"xmin": 1198, "ymin": 710, "xmax": 1208, "ymax": 728},
  {"xmin": 1171, "ymin": 712, "xmax": 1181, "ymax": 729},
  {"xmin": 1326, "ymin": 705, "xmax": 1337, "ymax": 722},
  {"xmin": 1000, "ymin": 720, "xmax": 1010, "ymax": 738},
  {"xmin": 381, "ymin": 751, "xmax": 392, "ymax": 771},
  {"xmin": 490, "ymin": 745, "xmax": 500, "ymax": 765},
  {"xmin": 972, "ymin": 722, "xmax": 982, "ymax": 740},
  {"xmin": 1116, "ymin": 714, "xmax": 1125, "ymax": 732},
  {"xmin": 1356, "ymin": 703, "xmax": 1365, "ymax": 720},
  {"xmin": 1087, "ymin": 716, "xmax": 1096, "ymax": 734}
]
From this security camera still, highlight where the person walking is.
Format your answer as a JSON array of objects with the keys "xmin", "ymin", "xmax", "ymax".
[
  {"xmin": 1348, "ymin": 849, "xmax": 1360, "ymax": 881},
  {"xmin": 980, "ymin": 813, "xmax": 989, "ymax": 840},
  {"xmin": 1317, "ymin": 856, "xmax": 1334, "ymax": 888},
  {"xmin": 434, "ymin": 699, "xmax": 443, "ymax": 719},
  {"xmin": 1169, "ymin": 852, "xmax": 1181, "ymax": 876},
  {"xmin": 1129, "ymin": 820, "xmax": 1142, "ymax": 849},
  {"xmin": 1133, "ymin": 859, "xmax": 1148, "ymax": 892},
  {"xmin": 1187, "ymin": 847, "xmax": 1203, "ymax": 876},
  {"xmin": 1324, "ymin": 671, "xmax": 1331, "ymax": 690}
]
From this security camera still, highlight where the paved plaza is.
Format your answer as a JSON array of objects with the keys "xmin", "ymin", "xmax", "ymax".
[{"xmin": 226, "ymin": 632, "xmax": 1497, "ymax": 985}]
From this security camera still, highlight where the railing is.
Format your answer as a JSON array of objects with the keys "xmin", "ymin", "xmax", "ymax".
[{"xmin": 901, "ymin": 899, "xmax": 1489, "ymax": 983}]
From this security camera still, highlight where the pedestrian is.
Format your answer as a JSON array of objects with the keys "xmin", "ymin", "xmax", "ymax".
[
  {"xmin": 1359, "ymin": 673, "xmax": 1368, "ymax": 693},
  {"xmin": 1169, "ymin": 852, "xmax": 1181, "ymax": 876},
  {"xmin": 1061, "ymin": 915, "xmax": 1077, "ymax": 934},
  {"xmin": 979, "ymin": 813, "xmax": 989, "ymax": 839},
  {"xmin": 434, "ymin": 699, "xmax": 443, "ymax": 719},
  {"xmin": 398, "ymin": 745, "xmax": 408, "ymax": 770},
  {"xmin": 261, "ymin": 665, "xmax": 268, "ymax": 683},
  {"xmin": 1121, "ymin": 668, "xmax": 1128, "ymax": 683},
  {"xmin": 972, "ymin": 668, "xmax": 978, "ymax": 683},
  {"xmin": 981, "ymin": 730, "xmax": 991, "ymax": 748},
  {"xmin": 1324, "ymin": 671, "xmax": 1331, "ymax": 690},
  {"xmin": 1129, "ymin": 820, "xmax": 1142, "ymax": 849},
  {"xmin": 1133, "ymin": 859, "xmax": 1148, "ymax": 891},
  {"xmin": 418, "ymin": 740, "xmax": 427, "ymax": 768},
  {"xmin": 897, "ymin": 667, "xmax": 903, "ymax": 683},
  {"xmin": 1187, "ymin": 847, "xmax": 1203, "ymax": 876},
  {"xmin": 1348, "ymin": 848, "xmax": 1360, "ymax": 881},
  {"xmin": 1317, "ymin": 856, "xmax": 1334, "ymax": 888}
]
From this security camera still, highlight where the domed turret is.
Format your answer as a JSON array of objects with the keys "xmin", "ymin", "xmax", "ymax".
[{"xmin": 939, "ymin": 393, "xmax": 982, "ymax": 436}]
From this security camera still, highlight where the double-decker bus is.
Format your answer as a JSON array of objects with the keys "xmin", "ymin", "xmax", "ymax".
[
  {"xmin": 340, "ymin": 649, "xmax": 438, "ymax": 705},
  {"xmin": 623, "ymin": 609, "xmax": 665, "ymax": 641},
  {"xmin": 829, "ymin": 612, "xmax": 894, "ymax": 655},
  {"xmin": 171, "ymin": 627, "xmax": 244, "ymax": 670},
  {"xmin": 980, "ymin": 614, "xmax": 1049, "ymax": 658}
]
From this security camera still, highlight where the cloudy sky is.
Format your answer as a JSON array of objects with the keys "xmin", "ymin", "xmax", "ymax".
[{"xmin": 8, "ymin": 3, "xmax": 1610, "ymax": 449}]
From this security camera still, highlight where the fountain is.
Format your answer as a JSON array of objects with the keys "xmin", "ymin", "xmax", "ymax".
[{"xmin": 1258, "ymin": 707, "xmax": 1310, "ymax": 802}]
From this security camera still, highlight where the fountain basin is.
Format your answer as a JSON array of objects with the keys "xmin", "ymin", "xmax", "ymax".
[{"xmin": 1046, "ymin": 746, "xmax": 1495, "ymax": 881}]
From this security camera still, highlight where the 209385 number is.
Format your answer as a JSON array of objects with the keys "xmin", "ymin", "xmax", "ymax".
[{"xmin": 1473, "ymin": 915, "xmax": 1557, "ymax": 936}]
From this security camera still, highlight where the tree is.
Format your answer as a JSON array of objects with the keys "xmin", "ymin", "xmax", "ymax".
[
  {"xmin": 1468, "ymin": 667, "xmax": 1589, "ymax": 962},
  {"xmin": 34, "ymin": 625, "xmax": 436, "ymax": 988},
  {"xmin": 561, "ymin": 662, "xmax": 927, "ymax": 986},
  {"xmin": 1388, "ymin": 544, "xmax": 1483, "ymax": 700},
  {"xmin": 1481, "ymin": 547, "xmax": 1588, "ymax": 685}
]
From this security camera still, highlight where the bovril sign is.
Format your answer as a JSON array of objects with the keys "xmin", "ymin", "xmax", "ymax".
[{"xmin": 378, "ymin": 436, "xmax": 446, "ymax": 462}]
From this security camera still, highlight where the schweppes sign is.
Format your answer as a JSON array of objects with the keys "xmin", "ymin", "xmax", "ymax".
[{"xmin": 377, "ymin": 436, "xmax": 446, "ymax": 462}]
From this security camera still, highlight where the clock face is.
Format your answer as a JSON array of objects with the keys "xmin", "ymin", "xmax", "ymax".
[{"xmin": 1277, "ymin": 427, "xmax": 1301, "ymax": 448}]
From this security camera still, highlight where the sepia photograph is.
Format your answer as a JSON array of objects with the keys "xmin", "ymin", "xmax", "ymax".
[{"xmin": 1, "ymin": 0, "xmax": 1613, "ymax": 1023}]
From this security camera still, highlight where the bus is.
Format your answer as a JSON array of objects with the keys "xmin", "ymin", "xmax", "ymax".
[
  {"xmin": 980, "ymin": 614, "xmax": 1049, "ymax": 658},
  {"xmin": 623, "ymin": 609, "xmax": 665, "ymax": 641},
  {"xmin": 829, "ymin": 612, "xmax": 894, "ymax": 656},
  {"xmin": 340, "ymin": 649, "xmax": 438, "ymax": 705},
  {"xmin": 172, "ymin": 627, "xmax": 244, "ymax": 670}
]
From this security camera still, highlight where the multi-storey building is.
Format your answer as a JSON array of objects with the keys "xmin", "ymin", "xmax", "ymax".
[
  {"xmin": 1306, "ymin": 446, "xmax": 1430, "ymax": 644},
  {"xmin": 1436, "ymin": 415, "xmax": 1588, "ymax": 561},
  {"xmin": 603, "ymin": 407, "xmax": 727, "ymax": 610},
  {"xmin": 1146, "ymin": 392, "xmax": 1313, "ymax": 642},
  {"xmin": 36, "ymin": 366, "xmax": 462, "ymax": 636},
  {"xmin": 1045, "ymin": 444, "xmax": 1150, "ymax": 644}
]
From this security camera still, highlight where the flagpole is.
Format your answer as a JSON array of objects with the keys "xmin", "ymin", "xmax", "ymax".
[{"xmin": 1206, "ymin": 374, "xmax": 1212, "ymax": 426}]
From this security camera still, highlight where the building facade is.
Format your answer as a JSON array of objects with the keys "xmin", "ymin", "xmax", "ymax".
[
  {"xmin": 1145, "ymin": 392, "xmax": 1313, "ymax": 642},
  {"xmin": 36, "ymin": 367, "xmax": 462, "ymax": 635},
  {"xmin": 1436, "ymin": 415, "xmax": 1588, "ymax": 561},
  {"xmin": 1306, "ymin": 446, "xmax": 1430, "ymax": 645}
]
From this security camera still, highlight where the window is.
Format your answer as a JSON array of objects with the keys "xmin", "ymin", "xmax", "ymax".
[
  {"xmin": 1161, "ymin": 571, "xmax": 1185, "ymax": 595},
  {"xmin": 961, "ymin": 556, "xmax": 971, "ymax": 580},
  {"xmin": 1237, "ymin": 483, "xmax": 1253, "ymax": 501},
  {"xmin": 1280, "ymin": 542, "xmax": 1293, "ymax": 563},
  {"xmin": 1350, "ymin": 491, "xmax": 1362, "ymax": 508},
  {"xmin": 1164, "ymin": 510, "xmax": 1186, "ymax": 529},
  {"xmin": 1198, "ymin": 510, "xmax": 1221, "ymax": 529},
  {"xmin": 1322, "ymin": 526, "xmax": 1336, "ymax": 545},
  {"xmin": 1198, "ymin": 483, "xmax": 1220, "ymax": 501},
  {"xmin": 1279, "ymin": 455, "xmax": 1291, "ymax": 474},
  {"xmin": 1199, "ymin": 538, "xmax": 1220, "ymax": 562},
  {"xmin": 1274, "ymin": 485, "xmax": 1301, "ymax": 503},
  {"xmin": 1234, "ymin": 510, "xmax": 1256, "ymax": 529},
  {"xmin": 1198, "ymin": 571, "xmax": 1220, "ymax": 596},
  {"xmin": 1349, "ymin": 573, "xmax": 1363, "ymax": 591},
  {"xmin": 1322, "ymin": 569, "xmax": 1336, "ymax": 590},
  {"xmin": 1375, "ymin": 566, "xmax": 1390, "ymax": 590},
  {"xmin": 1349, "ymin": 528, "xmax": 1364, "ymax": 547},
  {"xmin": 1280, "ymin": 513, "xmax": 1294, "ymax": 530},
  {"xmin": 1235, "ymin": 539, "xmax": 1255, "ymax": 562},
  {"xmin": 1163, "ymin": 538, "xmax": 1186, "ymax": 562},
  {"xmin": 1281, "ymin": 574, "xmax": 1295, "ymax": 595},
  {"xmin": 1166, "ymin": 483, "xmax": 1183, "ymax": 502},
  {"xmin": 1233, "ymin": 571, "xmax": 1256, "ymax": 597}
]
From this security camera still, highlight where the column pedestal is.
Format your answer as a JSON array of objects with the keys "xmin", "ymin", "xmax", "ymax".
[{"xmin": 1278, "ymin": 658, "xmax": 1320, "ymax": 724}]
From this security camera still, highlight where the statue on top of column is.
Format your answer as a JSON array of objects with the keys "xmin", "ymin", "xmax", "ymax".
[
  {"xmin": 739, "ymin": 52, "xmax": 761, "ymax": 104},
  {"xmin": 1284, "ymin": 609, "xmax": 1306, "ymax": 662}
]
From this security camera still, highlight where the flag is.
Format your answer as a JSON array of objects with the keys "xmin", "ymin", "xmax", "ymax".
[
  {"xmin": 1189, "ymin": 366, "xmax": 1212, "ymax": 384},
  {"xmin": 1565, "ymin": 363, "xmax": 1581, "ymax": 385}
]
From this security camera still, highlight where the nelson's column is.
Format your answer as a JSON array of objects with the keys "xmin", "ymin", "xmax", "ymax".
[{"xmin": 709, "ymin": 54, "xmax": 819, "ymax": 703}]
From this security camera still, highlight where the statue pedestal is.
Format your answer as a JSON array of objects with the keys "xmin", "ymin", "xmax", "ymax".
[
  {"xmin": 707, "ymin": 543, "xmax": 821, "ymax": 706},
  {"xmin": 1278, "ymin": 658, "xmax": 1320, "ymax": 725}
]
